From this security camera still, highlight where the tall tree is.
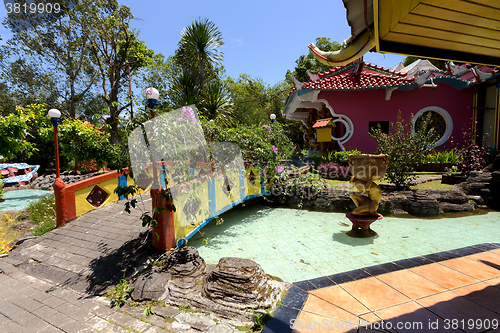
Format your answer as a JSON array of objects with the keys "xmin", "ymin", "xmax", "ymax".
[
  {"xmin": 81, "ymin": 2, "xmax": 154, "ymax": 143},
  {"xmin": 136, "ymin": 53, "xmax": 181, "ymax": 112},
  {"xmin": 286, "ymin": 37, "xmax": 341, "ymax": 82},
  {"xmin": 2, "ymin": 0, "xmax": 100, "ymax": 118},
  {"xmin": 176, "ymin": 17, "xmax": 224, "ymax": 88}
]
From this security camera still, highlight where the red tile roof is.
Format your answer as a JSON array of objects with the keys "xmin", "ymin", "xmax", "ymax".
[
  {"xmin": 303, "ymin": 70, "xmax": 415, "ymax": 91},
  {"xmin": 317, "ymin": 62, "xmax": 406, "ymax": 79}
]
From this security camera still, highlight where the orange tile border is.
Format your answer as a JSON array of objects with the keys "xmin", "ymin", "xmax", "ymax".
[
  {"xmin": 467, "ymin": 251, "xmax": 500, "ymax": 267},
  {"xmin": 439, "ymin": 257, "xmax": 500, "ymax": 280},
  {"xmin": 376, "ymin": 269, "xmax": 447, "ymax": 299},
  {"xmin": 409, "ymin": 262, "xmax": 479, "ymax": 289},
  {"xmin": 294, "ymin": 311, "xmax": 361, "ymax": 333},
  {"xmin": 302, "ymin": 294, "xmax": 360, "ymax": 323},
  {"xmin": 453, "ymin": 282, "xmax": 500, "ymax": 313},
  {"xmin": 373, "ymin": 301, "xmax": 444, "ymax": 331},
  {"xmin": 310, "ymin": 285, "xmax": 370, "ymax": 316},
  {"xmin": 340, "ymin": 277, "xmax": 410, "ymax": 311},
  {"xmin": 275, "ymin": 247, "xmax": 500, "ymax": 333}
]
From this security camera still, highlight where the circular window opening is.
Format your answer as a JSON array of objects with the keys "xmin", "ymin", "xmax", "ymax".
[{"xmin": 413, "ymin": 107, "xmax": 453, "ymax": 147}]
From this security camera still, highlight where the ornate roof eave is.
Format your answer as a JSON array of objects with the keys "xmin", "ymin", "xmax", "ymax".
[{"xmin": 309, "ymin": 30, "xmax": 377, "ymax": 68}]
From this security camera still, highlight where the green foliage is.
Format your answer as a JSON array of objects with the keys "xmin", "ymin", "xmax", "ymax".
[
  {"xmin": 370, "ymin": 112, "xmax": 437, "ymax": 188},
  {"xmin": 4, "ymin": 104, "xmax": 116, "ymax": 171},
  {"xmin": 176, "ymin": 17, "xmax": 224, "ymax": 87},
  {"xmin": 286, "ymin": 37, "xmax": 341, "ymax": 82},
  {"xmin": 44, "ymin": 118, "xmax": 115, "ymax": 169},
  {"xmin": 143, "ymin": 304, "xmax": 155, "ymax": 317},
  {"xmin": 26, "ymin": 194, "xmax": 57, "ymax": 236},
  {"xmin": 420, "ymin": 149, "xmax": 461, "ymax": 164},
  {"xmin": 226, "ymin": 74, "xmax": 292, "ymax": 127},
  {"xmin": 107, "ymin": 276, "xmax": 134, "ymax": 308},
  {"xmin": 202, "ymin": 120, "xmax": 294, "ymax": 183},
  {"xmin": 0, "ymin": 109, "xmax": 35, "ymax": 160},
  {"xmin": 322, "ymin": 149, "xmax": 364, "ymax": 166}
]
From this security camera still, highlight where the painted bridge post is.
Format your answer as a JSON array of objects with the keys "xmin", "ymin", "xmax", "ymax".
[{"xmin": 150, "ymin": 189, "xmax": 176, "ymax": 251}]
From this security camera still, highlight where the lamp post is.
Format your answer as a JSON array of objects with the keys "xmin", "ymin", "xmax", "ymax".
[
  {"xmin": 48, "ymin": 109, "xmax": 61, "ymax": 178},
  {"xmin": 143, "ymin": 87, "xmax": 175, "ymax": 250},
  {"xmin": 270, "ymin": 113, "xmax": 276, "ymax": 123},
  {"xmin": 48, "ymin": 108, "xmax": 66, "ymax": 227},
  {"xmin": 145, "ymin": 87, "xmax": 159, "ymax": 118}
]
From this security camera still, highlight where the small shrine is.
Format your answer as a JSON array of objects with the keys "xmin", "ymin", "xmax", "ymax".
[{"xmin": 312, "ymin": 118, "xmax": 335, "ymax": 154}]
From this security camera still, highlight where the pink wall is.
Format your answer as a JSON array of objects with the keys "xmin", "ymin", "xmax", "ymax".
[{"xmin": 319, "ymin": 84, "xmax": 475, "ymax": 153}]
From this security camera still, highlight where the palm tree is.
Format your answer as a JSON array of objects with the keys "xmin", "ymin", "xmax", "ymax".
[
  {"xmin": 177, "ymin": 17, "xmax": 224, "ymax": 88},
  {"xmin": 201, "ymin": 81, "xmax": 235, "ymax": 127}
]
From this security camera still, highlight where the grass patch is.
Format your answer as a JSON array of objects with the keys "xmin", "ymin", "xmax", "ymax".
[
  {"xmin": 26, "ymin": 194, "xmax": 57, "ymax": 236},
  {"xmin": 0, "ymin": 213, "xmax": 22, "ymax": 254},
  {"xmin": 410, "ymin": 180, "xmax": 455, "ymax": 191}
]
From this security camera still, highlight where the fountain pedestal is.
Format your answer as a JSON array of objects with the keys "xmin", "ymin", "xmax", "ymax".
[
  {"xmin": 345, "ymin": 213, "xmax": 382, "ymax": 238},
  {"xmin": 346, "ymin": 154, "xmax": 389, "ymax": 238}
]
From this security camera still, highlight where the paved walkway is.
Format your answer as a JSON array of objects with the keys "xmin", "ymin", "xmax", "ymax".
[
  {"xmin": 0, "ymin": 195, "xmax": 241, "ymax": 333},
  {"xmin": 2, "ymin": 191, "xmax": 500, "ymax": 333}
]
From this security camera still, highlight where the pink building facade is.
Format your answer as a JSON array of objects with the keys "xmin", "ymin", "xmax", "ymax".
[{"xmin": 284, "ymin": 61, "xmax": 500, "ymax": 154}]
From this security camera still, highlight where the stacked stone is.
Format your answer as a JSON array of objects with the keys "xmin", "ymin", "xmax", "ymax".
[
  {"xmin": 165, "ymin": 247, "xmax": 206, "ymax": 299},
  {"xmin": 403, "ymin": 190, "xmax": 440, "ymax": 215},
  {"xmin": 203, "ymin": 257, "xmax": 281, "ymax": 310},
  {"xmin": 29, "ymin": 172, "xmax": 98, "ymax": 190},
  {"xmin": 131, "ymin": 268, "xmax": 171, "ymax": 301}
]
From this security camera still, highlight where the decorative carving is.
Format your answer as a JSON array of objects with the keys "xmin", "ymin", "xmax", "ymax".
[
  {"xmin": 86, "ymin": 185, "xmax": 109, "ymax": 207},
  {"xmin": 346, "ymin": 154, "xmax": 388, "ymax": 237}
]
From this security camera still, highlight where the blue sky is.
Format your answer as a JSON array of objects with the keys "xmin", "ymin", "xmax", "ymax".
[{"xmin": 1, "ymin": 0, "xmax": 406, "ymax": 86}]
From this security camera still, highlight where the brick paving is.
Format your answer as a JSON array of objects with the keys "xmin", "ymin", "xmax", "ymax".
[{"xmin": 0, "ymin": 194, "xmax": 176, "ymax": 333}]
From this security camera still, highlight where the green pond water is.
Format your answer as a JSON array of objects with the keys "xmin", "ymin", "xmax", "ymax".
[
  {"xmin": 189, "ymin": 204, "xmax": 500, "ymax": 282},
  {"xmin": 0, "ymin": 189, "xmax": 52, "ymax": 213}
]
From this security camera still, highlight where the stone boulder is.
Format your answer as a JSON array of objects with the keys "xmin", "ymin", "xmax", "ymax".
[
  {"xmin": 131, "ymin": 268, "xmax": 171, "ymax": 301},
  {"xmin": 165, "ymin": 246, "xmax": 206, "ymax": 299},
  {"xmin": 403, "ymin": 191, "xmax": 440, "ymax": 215},
  {"xmin": 203, "ymin": 257, "xmax": 279, "ymax": 310}
]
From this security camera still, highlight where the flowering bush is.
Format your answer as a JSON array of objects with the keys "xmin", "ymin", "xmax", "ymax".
[
  {"xmin": 454, "ymin": 119, "xmax": 491, "ymax": 175},
  {"xmin": 370, "ymin": 111, "xmax": 437, "ymax": 188},
  {"xmin": 202, "ymin": 120, "xmax": 294, "ymax": 181},
  {"xmin": 317, "ymin": 163, "xmax": 351, "ymax": 180}
]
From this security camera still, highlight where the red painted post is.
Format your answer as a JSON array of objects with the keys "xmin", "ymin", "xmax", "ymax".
[
  {"xmin": 150, "ymin": 189, "xmax": 176, "ymax": 250},
  {"xmin": 53, "ymin": 177, "xmax": 67, "ymax": 226},
  {"xmin": 145, "ymin": 89, "xmax": 176, "ymax": 250}
]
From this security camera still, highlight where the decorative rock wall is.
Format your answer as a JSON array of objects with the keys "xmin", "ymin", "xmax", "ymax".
[
  {"xmin": 267, "ymin": 185, "xmax": 480, "ymax": 216},
  {"xmin": 131, "ymin": 247, "xmax": 288, "ymax": 326}
]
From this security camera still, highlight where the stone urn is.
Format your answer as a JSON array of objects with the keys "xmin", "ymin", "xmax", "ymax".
[{"xmin": 346, "ymin": 154, "xmax": 388, "ymax": 237}]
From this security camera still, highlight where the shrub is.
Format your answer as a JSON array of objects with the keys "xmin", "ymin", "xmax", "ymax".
[
  {"xmin": 370, "ymin": 111, "xmax": 437, "ymax": 188},
  {"xmin": 420, "ymin": 149, "xmax": 461, "ymax": 164},
  {"xmin": 202, "ymin": 120, "xmax": 294, "ymax": 182},
  {"xmin": 454, "ymin": 119, "xmax": 490, "ymax": 175},
  {"xmin": 26, "ymin": 194, "xmax": 56, "ymax": 236},
  {"xmin": 317, "ymin": 163, "xmax": 351, "ymax": 180}
]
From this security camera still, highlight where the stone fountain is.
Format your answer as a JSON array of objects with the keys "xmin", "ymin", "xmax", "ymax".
[{"xmin": 346, "ymin": 154, "xmax": 389, "ymax": 238}]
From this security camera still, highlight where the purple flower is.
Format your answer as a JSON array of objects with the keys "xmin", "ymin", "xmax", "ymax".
[
  {"xmin": 262, "ymin": 124, "xmax": 271, "ymax": 133},
  {"xmin": 272, "ymin": 145, "xmax": 277, "ymax": 154},
  {"xmin": 276, "ymin": 165, "xmax": 285, "ymax": 173},
  {"xmin": 180, "ymin": 106, "xmax": 196, "ymax": 123},
  {"xmin": 268, "ymin": 135, "xmax": 272, "ymax": 139}
]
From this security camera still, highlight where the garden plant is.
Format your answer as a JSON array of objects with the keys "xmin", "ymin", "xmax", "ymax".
[{"xmin": 370, "ymin": 112, "xmax": 437, "ymax": 188}]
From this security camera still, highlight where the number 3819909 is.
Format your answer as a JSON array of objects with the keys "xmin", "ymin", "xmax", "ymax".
[{"xmin": 6, "ymin": 2, "xmax": 61, "ymax": 14}]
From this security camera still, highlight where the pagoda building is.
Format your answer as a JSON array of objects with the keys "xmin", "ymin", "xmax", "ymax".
[{"xmin": 283, "ymin": 59, "xmax": 500, "ymax": 153}]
